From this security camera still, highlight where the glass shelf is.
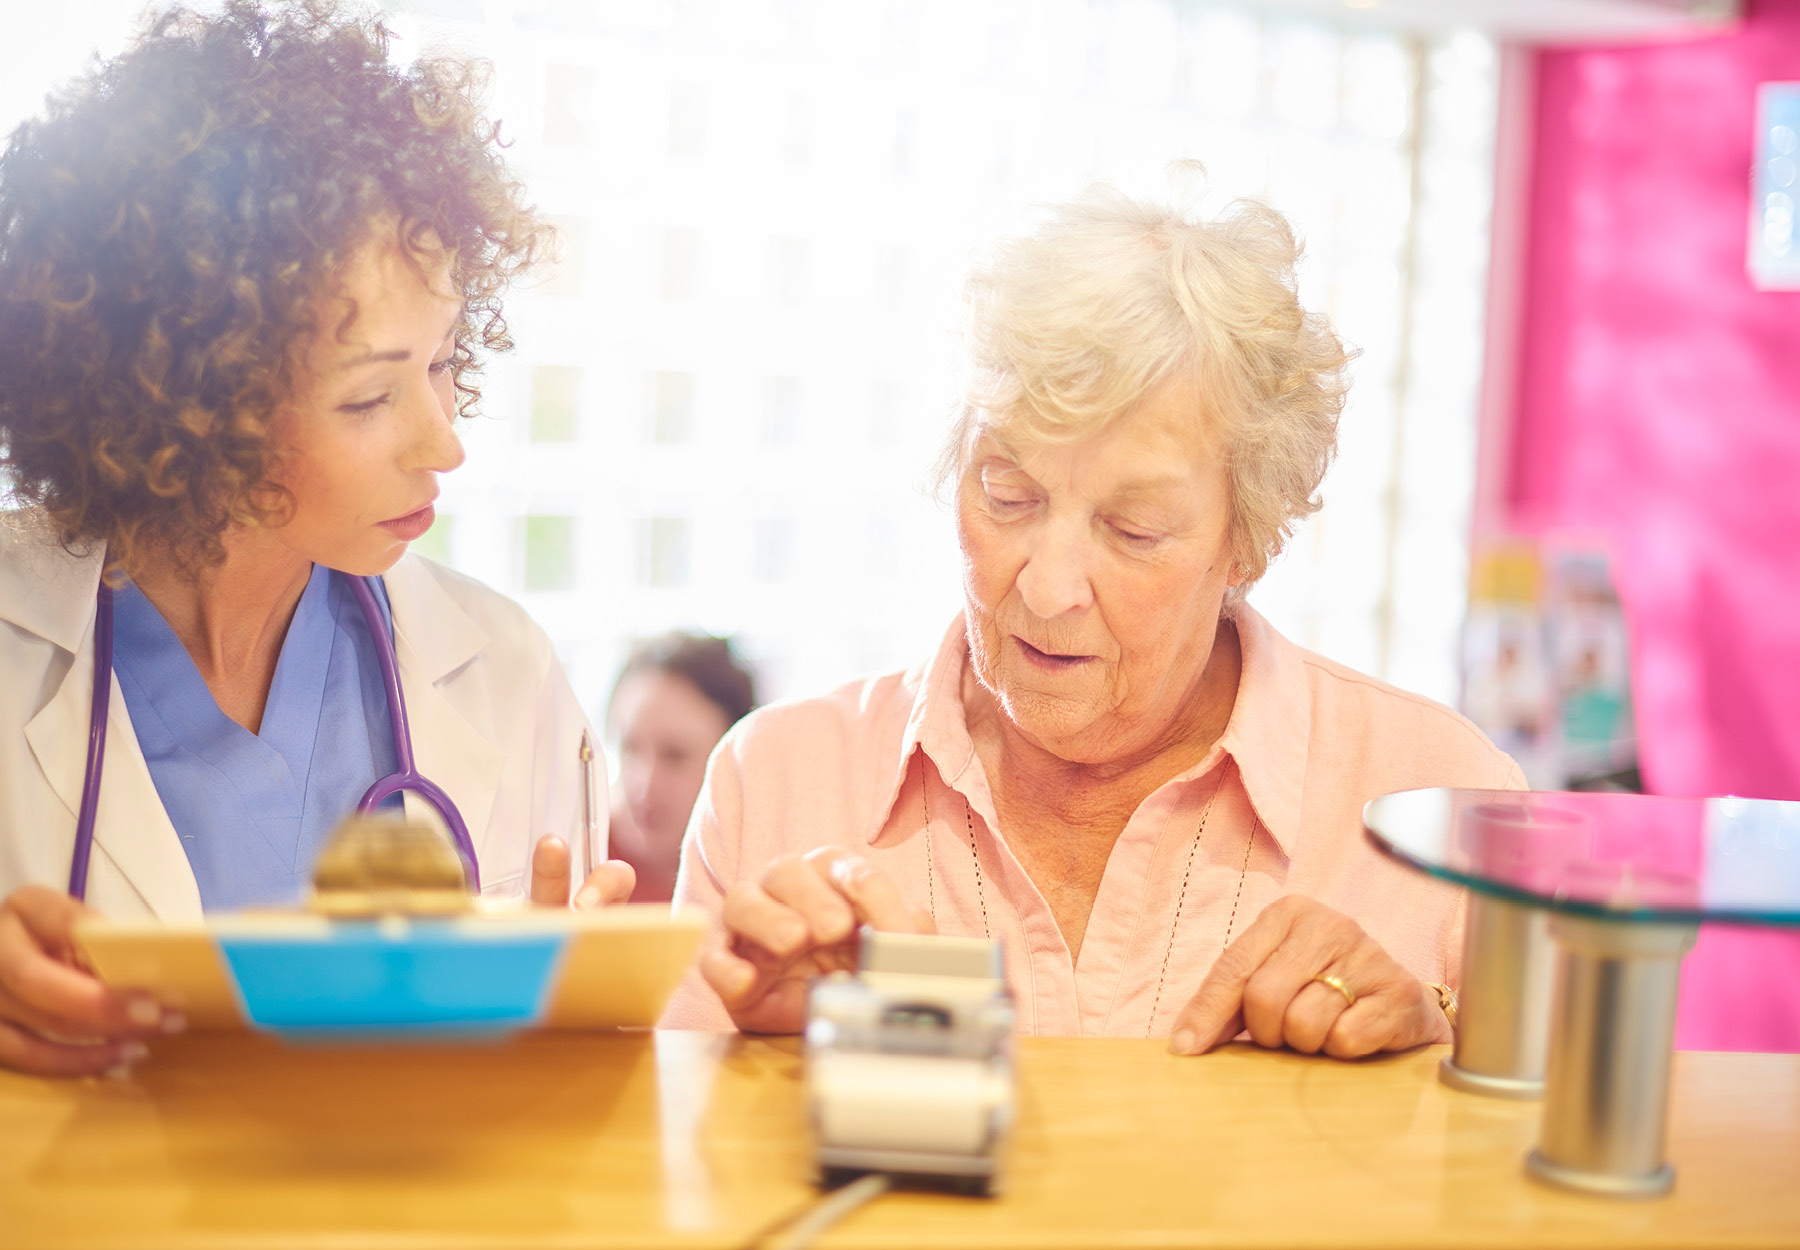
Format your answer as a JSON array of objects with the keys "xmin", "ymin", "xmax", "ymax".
[{"xmin": 1363, "ymin": 789, "xmax": 1800, "ymax": 927}]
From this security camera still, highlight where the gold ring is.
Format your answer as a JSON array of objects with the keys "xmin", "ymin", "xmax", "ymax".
[{"xmin": 1312, "ymin": 973, "xmax": 1355, "ymax": 1009}]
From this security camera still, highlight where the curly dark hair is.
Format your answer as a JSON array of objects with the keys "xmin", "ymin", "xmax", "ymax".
[{"xmin": 0, "ymin": 0, "xmax": 545, "ymax": 572}]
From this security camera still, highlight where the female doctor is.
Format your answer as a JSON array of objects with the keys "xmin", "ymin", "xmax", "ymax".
[{"xmin": 0, "ymin": 0, "xmax": 634, "ymax": 1077}]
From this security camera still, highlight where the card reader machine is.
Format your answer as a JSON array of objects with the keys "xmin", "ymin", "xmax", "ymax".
[{"xmin": 803, "ymin": 929, "xmax": 1015, "ymax": 1195}]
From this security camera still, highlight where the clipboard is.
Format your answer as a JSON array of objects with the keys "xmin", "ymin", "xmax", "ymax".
[{"xmin": 75, "ymin": 904, "xmax": 705, "ymax": 1041}]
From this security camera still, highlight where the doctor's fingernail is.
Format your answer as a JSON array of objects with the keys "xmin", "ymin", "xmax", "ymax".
[
  {"xmin": 1170, "ymin": 1028, "xmax": 1199, "ymax": 1056},
  {"xmin": 104, "ymin": 1042, "xmax": 150, "ymax": 1078},
  {"xmin": 575, "ymin": 886, "xmax": 601, "ymax": 909},
  {"xmin": 126, "ymin": 998, "xmax": 161, "ymax": 1028}
]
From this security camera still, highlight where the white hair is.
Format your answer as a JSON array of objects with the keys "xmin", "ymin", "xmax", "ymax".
[{"xmin": 939, "ymin": 172, "xmax": 1354, "ymax": 600}]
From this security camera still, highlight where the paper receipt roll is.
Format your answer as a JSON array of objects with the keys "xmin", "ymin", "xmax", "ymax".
[{"xmin": 811, "ymin": 1051, "xmax": 1001, "ymax": 1156}]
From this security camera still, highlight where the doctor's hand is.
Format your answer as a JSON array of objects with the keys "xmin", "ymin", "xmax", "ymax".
[
  {"xmin": 1166, "ymin": 894, "xmax": 1451, "ymax": 1060},
  {"xmin": 700, "ymin": 846, "xmax": 934, "ymax": 1035},
  {"xmin": 0, "ymin": 886, "xmax": 179, "ymax": 1077},
  {"xmin": 529, "ymin": 835, "xmax": 636, "ymax": 909}
]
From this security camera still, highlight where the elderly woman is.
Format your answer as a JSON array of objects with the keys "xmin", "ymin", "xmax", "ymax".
[
  {"xmin": 662, "ymin": 184, "xmax": 1522, "ymax": 1056},
  {"xmin": 0, "ymin": 0, "xmax": 631, "ymax": 1077}
]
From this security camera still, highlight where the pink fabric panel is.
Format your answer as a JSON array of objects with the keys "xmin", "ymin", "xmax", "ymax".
[{"xmin": 1508, "ymin": 1, "xmax": 1800, "ymax": 1050}]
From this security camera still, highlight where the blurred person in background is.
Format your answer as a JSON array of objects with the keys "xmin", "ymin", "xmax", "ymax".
[
  {"xmin": 607, "ymin": 634, "xmax": 757, "ymax": 903},
  {"xmin": 664, "ymin": 176, "xmax": 1524, "ymax": 1054}
]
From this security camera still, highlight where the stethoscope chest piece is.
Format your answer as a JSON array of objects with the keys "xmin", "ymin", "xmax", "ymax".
[{"xmin": 309, "ymin": 815, "xmax": 472, "ymax": 917}]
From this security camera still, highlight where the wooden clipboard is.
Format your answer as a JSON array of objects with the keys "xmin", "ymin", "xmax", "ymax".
[{"xmin": 74, "ymin": 904, "xmax": 706, "ymax": 1034}]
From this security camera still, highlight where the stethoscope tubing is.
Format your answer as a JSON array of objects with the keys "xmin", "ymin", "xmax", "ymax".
[
  {"xmin": 66, "ymin": 584, "xmax": 114, "ymax": 900},
  {"xmin": 346, "ymin": 574, "xmax": 480, "ymax": 887},
  {"xmin": 68, "ymin": 570, "xmax": 479, "ymax": 901}
]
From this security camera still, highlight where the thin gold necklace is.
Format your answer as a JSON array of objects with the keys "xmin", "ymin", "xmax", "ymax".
[
  {"xmin": 919, "ymin": 759, "xmax": 1251, "ymax": 1023},
  {"xmin": 1145, "ymin": 762, "xmax": 1248, "ymax": 1034},
  {"xmin": 921, "ymin": 771, "xmax": 989, "ymax": 939}
]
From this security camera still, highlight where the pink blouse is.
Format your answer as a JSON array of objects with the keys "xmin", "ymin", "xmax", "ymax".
[{"xmin": 662, "ymin": 607, "xmax": 1524, "ymax": 1036}]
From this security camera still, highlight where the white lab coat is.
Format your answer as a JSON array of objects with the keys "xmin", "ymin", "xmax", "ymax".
[{"xmin": 0, "ymin": 515, "xmax": 606, "ymax": 918}]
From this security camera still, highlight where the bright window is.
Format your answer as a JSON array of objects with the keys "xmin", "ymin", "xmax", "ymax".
[
  {"xmin": 9, "ymin": 1, "xmax": 1499, "ymax": 720},
  {"xmin": 523, "ymin": 515, "xmax": 577, "ymax": 592},
  {"xmin": 530, "ymin": 366, "xmax": 581, "ymax": 444}
]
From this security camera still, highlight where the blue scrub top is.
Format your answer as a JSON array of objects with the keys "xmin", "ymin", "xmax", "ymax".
[{"xmin": 112, "ymin": 566, "xmax": 401, "ymax": 911}]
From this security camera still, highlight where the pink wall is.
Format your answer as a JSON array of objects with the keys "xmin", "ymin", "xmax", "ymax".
[{"xmin": 1506, "ymin": 1, "xmax": 1800, "ymax": 1050}]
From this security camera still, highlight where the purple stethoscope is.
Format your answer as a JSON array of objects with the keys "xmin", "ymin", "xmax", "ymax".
[{"xmin": 67, "ymin": 573, "xmax": 479, "ymax": 900}]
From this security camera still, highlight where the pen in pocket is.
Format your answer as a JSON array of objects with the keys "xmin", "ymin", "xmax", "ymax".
[{"xmin": 580, "ymin": 729, "xmax": 599, "ymax": 874}]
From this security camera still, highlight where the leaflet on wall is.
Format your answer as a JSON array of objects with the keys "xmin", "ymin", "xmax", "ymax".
[{"xmin": 1461, "ymin": 538, "xmax": 1638, "ymax": 790}]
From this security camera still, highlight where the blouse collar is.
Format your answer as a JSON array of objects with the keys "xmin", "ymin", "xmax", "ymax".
[{"xmin": 868, "ymin": 605, "xmax": 1312, "ymax": 859}]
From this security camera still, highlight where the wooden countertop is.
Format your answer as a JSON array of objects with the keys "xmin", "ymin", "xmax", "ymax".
[{"xmin": 1, "ymin": 1032, "xmax": 1795, "ymax": 1249}]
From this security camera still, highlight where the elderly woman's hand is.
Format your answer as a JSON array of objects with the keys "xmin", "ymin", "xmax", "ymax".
[
  {"xmin": 1166, "ymin": 894, "xmax": 1451, "ymax": 1059},
  {"xmin": 700, "ymin": 846, "xmax": 934, "ymax": 1034}
]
